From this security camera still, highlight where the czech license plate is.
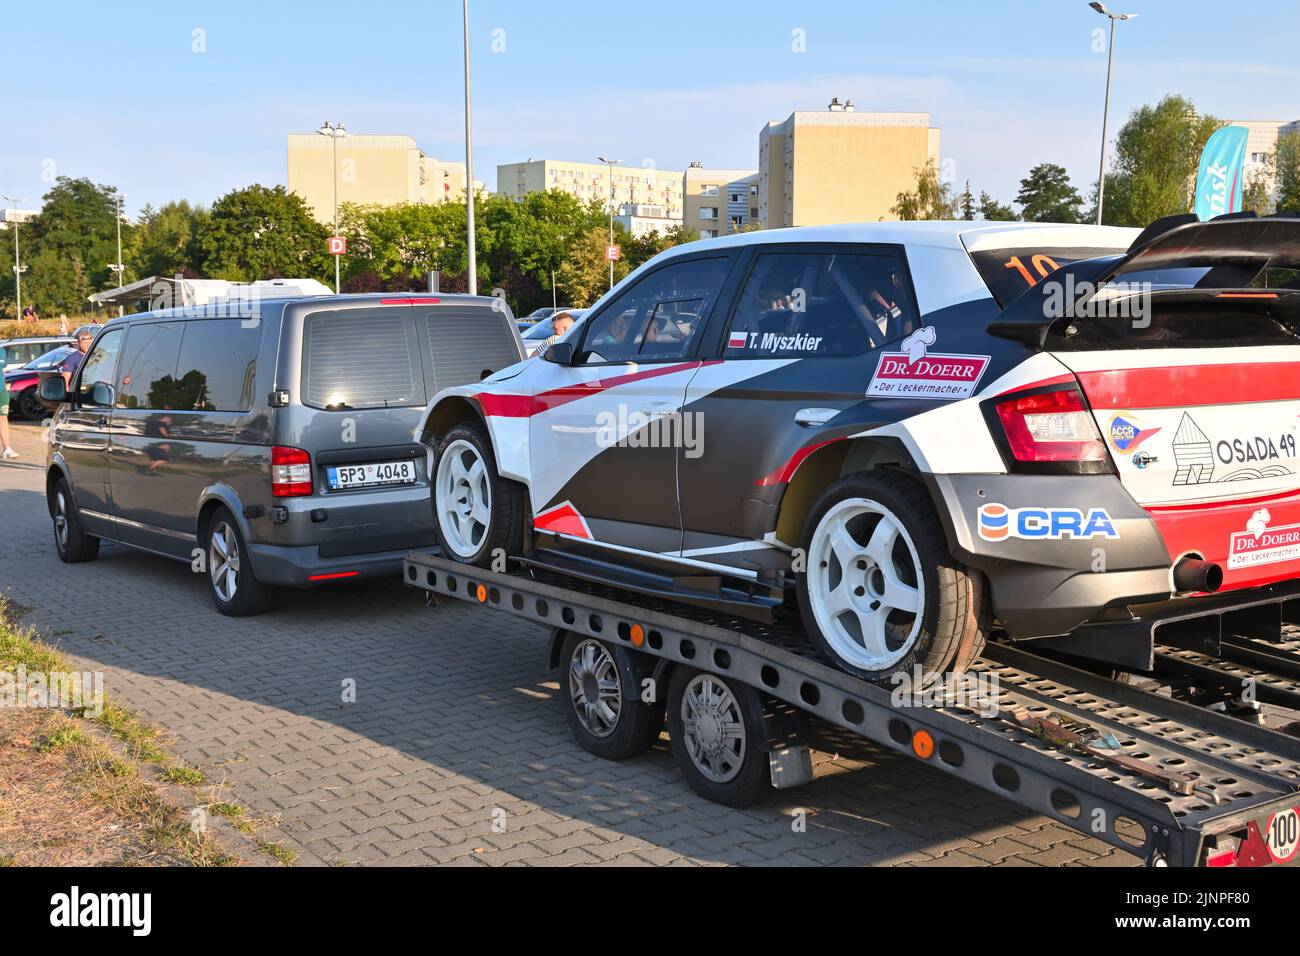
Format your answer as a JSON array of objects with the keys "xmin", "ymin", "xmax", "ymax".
[{"xmin": 326, "ymin": 460, "xmax": 417, "ymax": 490}]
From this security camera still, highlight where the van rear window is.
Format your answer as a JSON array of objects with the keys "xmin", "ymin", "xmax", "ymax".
[
  {"xmin": 303, "ymin": 311, "xmax": 421, "ymax": 409},
  {"xmin": 422, "ymin": 307, "xmax": 520, "ymax": 390}
]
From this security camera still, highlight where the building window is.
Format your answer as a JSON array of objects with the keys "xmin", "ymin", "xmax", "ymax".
[{"xmin": 699, "ymin": 207, "xmax": 718, "ymax": 220}]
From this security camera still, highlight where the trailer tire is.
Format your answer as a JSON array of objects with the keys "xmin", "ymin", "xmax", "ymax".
[
  {"xmin": 559, "ymin": 633, "xmax": 664, "ymax": 760},
  {"xmin": 667, "ymin": 666, "xmax": 771, "ymax": 808}
]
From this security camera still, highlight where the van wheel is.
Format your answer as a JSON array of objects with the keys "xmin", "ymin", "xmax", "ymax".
[
  {"xmin": 558, "ymin": 632, "xmax": 664, "ymax": 760},
  {"xmin": 51, "ymin": 478, "xmax": 99, "ymax": 563},
  {"xmin": 666, "ymin": 666, "xmax": 772, "ymax": 808},
  {"xmin": 204, "ymin": 507, "xmax": 274, "ymax": 616},
  {"xmin": 433, "ymin": 420, "xmax": 525, "ymax": 566},
  {"xmin": 797, "ymin": 469, "xmax": 987, "ymax": 685}
]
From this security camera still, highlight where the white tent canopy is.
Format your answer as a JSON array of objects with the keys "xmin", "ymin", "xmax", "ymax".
[{"xmin": 89, "ymin": 276, "xmax": 332, "ymax": 309}]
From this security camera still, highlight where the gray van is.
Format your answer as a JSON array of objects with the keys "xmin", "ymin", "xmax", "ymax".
[{"xmin": 40, "ymin": 293, "xmax": 523, "ymax": 615}]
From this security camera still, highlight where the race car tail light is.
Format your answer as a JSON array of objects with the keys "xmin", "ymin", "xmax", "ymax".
[
  {"xmin": 991, "ymin": 386, "xmax": 1112, "ymax": 472},
  {"xmin": 271, "ymin": 445, "xmax": 313, "ymax": 498}
]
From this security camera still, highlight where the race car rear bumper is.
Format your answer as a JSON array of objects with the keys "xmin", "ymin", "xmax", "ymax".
[{"xmin": 927, "ymin": 472, "xmax": 1174, "ymax": 639}]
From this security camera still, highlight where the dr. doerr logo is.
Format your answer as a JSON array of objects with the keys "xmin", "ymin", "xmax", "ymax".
[
  {"xmin": 866, "ymin": 326, "xmax": 990, "ymax": 401},
  {"xmin": 978, "ymin": 504, "xmax": 1119, "ymax": 541}
]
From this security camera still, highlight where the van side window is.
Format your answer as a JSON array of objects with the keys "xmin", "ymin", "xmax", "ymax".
[
  {"xmin": 724, "ymin": 251, "xmax": 917, "ymax": 358},
  {"xmin": 77, "ymin": 329, "xmax": 124, "ymax": 405},
  {"xmin": 174, "ymin": 320, "xmax": 261, "ymax": 411},
  {"xmin": 303, "ymin": 309, "xmax": 420, "ymax": 410},
  {"xmin": 422, "ymin": 305, "xmax": 519, "ymax": 391},
  {"xmin": 116, "ymin": 323, "xmax": 185, "ymax": 409},
  {"xmin": 577, "ymin": 257, "xmax": 729, "ymax": 364}
]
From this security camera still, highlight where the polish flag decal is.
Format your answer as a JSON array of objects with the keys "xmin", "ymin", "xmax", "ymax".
[
  {"xmin": 534, "ymin": 501, "xmax": 593, "ymax": 540},
  {"xmin": 728, "ymin": 331, "xmax": 748, "ymax": 349}
]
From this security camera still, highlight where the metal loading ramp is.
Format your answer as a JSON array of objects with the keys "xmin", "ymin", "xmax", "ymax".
[{"xmin": 404, "ymin": 551, "xmax": 1300, "ymax": 867}]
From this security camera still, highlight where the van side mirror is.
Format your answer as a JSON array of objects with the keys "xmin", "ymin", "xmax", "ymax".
[
  {"xmin": 38, "ymin": 376, "xmax": 69, "ymax": 403},
  {"xmin": 543, "ymin": 342, "xmax": 574, "ymax": 365},
  {"xmin": 88, "ymin": 382, "xmax": 115, "ymax": 407}
]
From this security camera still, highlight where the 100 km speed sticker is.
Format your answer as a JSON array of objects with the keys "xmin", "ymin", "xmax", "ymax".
[{"xmin": 1265, "ymin": 807, "xmax": 1300, "ymax": 863}]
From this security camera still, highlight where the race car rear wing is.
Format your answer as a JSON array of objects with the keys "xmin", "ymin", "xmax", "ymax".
[{"xmin": 988, "ymin": 213, "xmax": 1300, "ymax": 347}]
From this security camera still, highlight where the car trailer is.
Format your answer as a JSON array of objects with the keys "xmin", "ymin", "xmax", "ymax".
[{"xmin": 403, "ymin": 551, "xmax": 1300, "ymax": 868}]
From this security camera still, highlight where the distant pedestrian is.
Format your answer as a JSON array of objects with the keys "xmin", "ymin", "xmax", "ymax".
[
  {"xmin": 21, "ymin": 306, "xmax": 38, "ymax": 324},
  {"xmin": 59, "ymin": 328, "xmax": 96, "ymax": 390},
  {"xmin": 0, "ymin": 342, "xmax": 17, "ymax": 459}
]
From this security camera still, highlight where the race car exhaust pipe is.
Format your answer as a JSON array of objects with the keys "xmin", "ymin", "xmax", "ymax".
[{"xmin": 1173, "ymin": 557, "xmax": 1223, "ymax": 594}]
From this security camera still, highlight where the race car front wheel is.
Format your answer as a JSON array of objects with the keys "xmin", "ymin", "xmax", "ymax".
[
  {"xmin": 433, "ymin": 420, "xmax": 525, "ymax": 567},
  {"xmin": 796, "ymin": 469, "xmax": 986, "ymax": 684}
]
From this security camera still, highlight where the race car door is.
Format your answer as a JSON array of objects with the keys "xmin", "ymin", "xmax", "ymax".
[{"xmin": 528, "ymin": 253, "xmax": 736, "ymax": 555}]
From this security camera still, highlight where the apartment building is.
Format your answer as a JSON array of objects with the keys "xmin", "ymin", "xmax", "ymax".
[
  {"xmin": 613, "ymin": 203, "xmax": 682, "ymax": 238},
  {"xmin": 287, "ymin": 133, "xmax": 481, "ymax": 222},
  {"xmin": 758, "ymin": 103, "xmax": 941, "ymax": 227},
  {"xmin": 1227, "ymin": 119, "xmax": 1300, "ymax": 207},
  {"xmin": 496, "ymin": 159, "xmax": 685, "ymax": 220},
  {"xmin": 683, "ymin": 163, "xmax": 758, "ymax": 238}
]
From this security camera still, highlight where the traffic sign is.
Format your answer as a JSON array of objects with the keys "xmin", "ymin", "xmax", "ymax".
[
  {"xmin": 328, "ymin": 236, "xmax": 346, "ymax": 255},
  {"xmin": 605, "ymin": 244, "xmax": 621, "ymax": 261}
]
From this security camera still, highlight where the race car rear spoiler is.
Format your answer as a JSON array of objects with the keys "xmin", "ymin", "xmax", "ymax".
[{"xmin": 988, "ymin": 213, "xmax": 1300, "ymax": 347}]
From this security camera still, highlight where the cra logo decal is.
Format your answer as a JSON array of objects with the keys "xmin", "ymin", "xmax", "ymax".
[{"xmin": 977, "ymin": 503, "xmax": 1119, "ymax": 541}]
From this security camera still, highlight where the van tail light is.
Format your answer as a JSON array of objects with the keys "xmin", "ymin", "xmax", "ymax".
[
  {"xmin": 992, "ymin": 386, "xmax": 1111, "ymax": 470},
  {"xmin": 271, "ymin": 446, "xmax": 313, "ymax": 497}
]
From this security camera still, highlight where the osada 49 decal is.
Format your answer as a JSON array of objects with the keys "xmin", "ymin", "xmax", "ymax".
[
  {"xmin": 977, "ymin": 504, "xmax": 1119, "ymax": 541},
  {"xmin": 1265, "ymin": 806, "xmax": 1300, "ymax": 863},
  {"xmin": 1226, "ymin": 508, "xmax": 1300, "ymax": 570},
  {"xmin": 866, "ymin": 326, "xmax": 989, "ymax": 401}
]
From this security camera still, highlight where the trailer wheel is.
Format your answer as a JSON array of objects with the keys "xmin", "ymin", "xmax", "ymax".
[
  {"xmin": 559, "ymin": 633, "xmax": 664, "ymax": 760},
  {"xmin": 667, "ymin": 666, "xmax": 772, "ymax": 807}
]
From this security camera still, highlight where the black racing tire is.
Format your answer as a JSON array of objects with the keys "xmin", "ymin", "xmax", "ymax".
[
  {"xmin": 796, "ymin": 468, "xmax": 988, "ymax": 685},
  {"xmin": 204, "ymin": 506, "xmax": 275, "ymax": 616},
  {"xmin": 558, "ymin": 632, "xmax": 664, "ymax": 760},
  {"xmin": 50, "ymin": 477, "xmax": 99, "ymax": 563},
  {"xmin": 18, "ymin": 387, "xmax": 44, "ymax": 421},
  {"xmin": 432, "ymin": 420, "xmax": 526, "ymax": 567},
  {"xmin": 666, "ymin": 666, "xmax": 772, "ymax": 808}
]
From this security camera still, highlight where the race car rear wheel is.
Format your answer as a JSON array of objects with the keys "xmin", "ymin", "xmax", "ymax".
[
  {"xmin": 433, "ymin": 420, "xmax": 525, "ymax": 567},
  {"xmin": 797, "ymin": 469, "xmax": 985, "ymax": 685}
]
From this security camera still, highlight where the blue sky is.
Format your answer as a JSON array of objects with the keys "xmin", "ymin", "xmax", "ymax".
[{"xmin": 3, "ymin": 0, "xmax": 1298, "ymax": 217}]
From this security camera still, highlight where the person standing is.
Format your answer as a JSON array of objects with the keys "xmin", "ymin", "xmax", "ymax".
[
  {"xmin": 59, "ymin": 328, "xmax": 96, "ymax": 390},
  {"xmin": 535, "ymin": 311, "xmax": 575, "ymax": 358},
  {"xmin": 0, "ymin": 341, "xmax": 17, "ymax": 459}
]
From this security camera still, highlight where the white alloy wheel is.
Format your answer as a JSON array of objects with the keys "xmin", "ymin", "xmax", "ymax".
[
  {"xmin": 436, "ymin": 439, "xmax": 492, "ymax": 559},
  {"xmin": 806, "ymin": 497, "xmax": 925, "ymax": 672}
]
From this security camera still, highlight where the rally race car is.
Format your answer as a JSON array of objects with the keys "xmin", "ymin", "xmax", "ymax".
[{"xmin": 417, "ymin": 213, "xmax": 1300, "ymax": 684}]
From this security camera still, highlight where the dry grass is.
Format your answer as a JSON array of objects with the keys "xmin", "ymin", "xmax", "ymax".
[
  {"xmin": 0, "ymin": 597, "xmax": 252, "ymax": 867},
  {"xmin": 0, "ymin": 317, "xmax": 92, "ymax": 339}
]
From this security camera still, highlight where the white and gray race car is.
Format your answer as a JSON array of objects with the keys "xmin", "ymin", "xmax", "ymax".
[{"xmin": 418, "ymin": 213, "xmax": 1300, "ymax": 683}]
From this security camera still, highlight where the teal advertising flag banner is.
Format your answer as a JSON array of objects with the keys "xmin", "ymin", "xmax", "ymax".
[{"xmin": 1194, "ymin": 125, "xmax": 1250, "ymax": 221}]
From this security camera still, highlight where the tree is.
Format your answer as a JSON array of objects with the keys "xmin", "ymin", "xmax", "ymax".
[
  {"xmin": 24, "ymin": 247, "xmax": 92, "ymax": 314},
  {"xmin": 1276, "ymin": 132, "xmax": 1300, "ymax": 214},
  {"xmin": 23, "ymin": 176, "xmax": 130, "ymax": 290},
  {"xmin": 892, "ymin": 159, "xmax": 958, "ymax": 220},
  {"xmin": 194, "ymin": 185, "xmax": 330, "ymax": 282},
  {"xmin": 959, "ymin": 180, "xmax": 976, "ymax": 221},
  {"xmin": 978, "ymin": 191, "xmax": 1018, "ymax": 221},
  {"xmin": 130, "ymin": 200, "xmax": 207, "ymax": 278},
  {"xmin": 1102, "ymin": 95, "xmax": 1223, "ymax": 226},
  {"xmin": 556, "ymin": 227, "xmax": 632, "ymax": 306},
  {"xmin": 1015, "ymin": 163, "xmax": 1084, "ymax": 223},
  {"xmin": 1242, "ymin": 166, "xmax": 1274, "ymax": 216}
]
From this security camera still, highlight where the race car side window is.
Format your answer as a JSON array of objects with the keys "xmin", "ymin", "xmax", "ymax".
[
  {"xmin": 575, "ymin": 256, "xmax": 730, "ymax": 365},
  {"xmin": 723, "ymin": 251, "xmax": 917, "ymax": 358}
]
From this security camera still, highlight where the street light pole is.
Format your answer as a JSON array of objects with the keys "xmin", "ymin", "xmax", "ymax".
[
  {"xmin": 598, "ymin": 156, "xmax": 620, "ymax": 290},
  {"xmin": 1089, "ymin": 3, "xmax": 1137, "ymax": 225},
  {"xmin": 2, "ymin": 196, "xmax": 21, "ymax": 318},
  {"xmin": 317, "ymin": 121, "xmax": 347, "ymax": 294},
  {"xmin": 463, "ymin": 0, "xmax": 477, "ymax": 296}
]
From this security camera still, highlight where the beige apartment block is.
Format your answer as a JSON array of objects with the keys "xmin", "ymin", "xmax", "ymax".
[
  {"xmin": 1226, "ymin": 119, "xmax": 1300, "ymax": 207},
  {"xmin": 287, "ymin": 133, "xmax": 480, "ymax": 223},
  {"xmin": 758, "ymin": 107, "xmax": 941, "ymax": 227},
  {"xmin": 684, "ymin": 163, "xmax": 758, "ymax": 238},
  {"xmin": 497, "ymin": 159, "xmax": 685, "ymax": 220}
]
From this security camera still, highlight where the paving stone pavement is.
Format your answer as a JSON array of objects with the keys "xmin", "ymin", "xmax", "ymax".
[{"xmin": 0, "ymin": 423, "xmax": 1133, "ymax": 866}]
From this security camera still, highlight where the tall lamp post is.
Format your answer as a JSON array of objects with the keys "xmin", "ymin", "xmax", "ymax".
[
  {"xmin": 108, "ymin": 194, "xmax": 127, "ymax": 317},
  {"xmin": 2, "ymin": 196, "xmax": 22, "ymax": 318},
  {"xmin": 598, "ymin": 156, "xmax": 620, "ymax": 290},
  {"xmin": 317, "ymin": 121, "xmax": 347, "ymax": 293},
  {"xmin": 463, "ymin": 0, "xmax": 477, "ymax": 296},
  {"xmin": 1089, "ymin": 2, "xmax": 1137, "ymax": 225}
]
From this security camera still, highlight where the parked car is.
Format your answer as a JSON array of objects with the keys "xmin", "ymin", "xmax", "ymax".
[
  {"xmin": 419, "ymin": 215, "xmax": 1300, "ymax": 684},
  {"xmin": 2, "ymin": 335, "xmax": 75, "ymax": 372},
  {"xmin": 5, "ymin": 344, "xmax": 79, "ymax": 419},
  {"xmin": 520, "ymin": 309, "xmax": 586, "ymax": 357},
  {"xmin": 42, "ymin": 293, "xmax": 524, "ymax": 615}
]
